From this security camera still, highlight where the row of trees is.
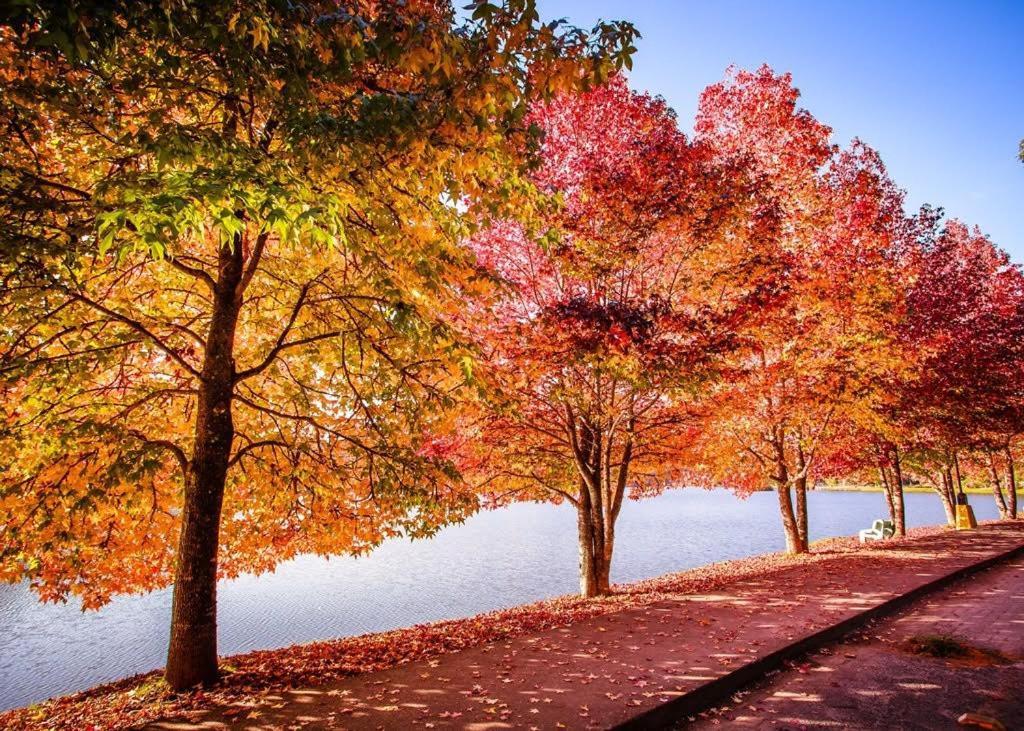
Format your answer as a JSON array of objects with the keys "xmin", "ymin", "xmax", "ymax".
[
  {"xmin": 453, "ymin": 68, "xmax": 1024, "ymax": 590},
  {"xmin": 0, "ymin": 0, "xmax": 1020, "ymax": 692}
]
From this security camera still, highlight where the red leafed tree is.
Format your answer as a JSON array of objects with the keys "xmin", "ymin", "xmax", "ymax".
[
  {"xmin": 898, "ymin": 217, "xmax": 1024, "ymax": 521},
  {"xmin": 458, "ymin": 77, "xmax": 783, "ymax": 597},
  {"xmin": 691, "ymin": 67, "xmax": 909, "ymax": 553}
]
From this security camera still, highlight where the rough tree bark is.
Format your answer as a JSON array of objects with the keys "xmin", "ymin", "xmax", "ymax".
[
  {"xmin": 570, "ymin": 413, "xmax": 632, "ymax": 598},
  {"xmin": 776, "ymin": 484, "xmax": 805, "ymax": 554},
  {"xmin": 165, "ymin": 237, "xmax": 244, "ymax": 690},
  {"xmin": 878, "ymin": 463, "xmax": 896, "ymax": 524},
  {"xmin": 953, "ymin": 452, "xmax": 965, "ymax": 494},
  {"xmin": 575, "ymin": 473, "xmax": 615, "ymax": 597},
  {"xmin": 598, "ymin": 528, "xmax": 613, "ymax": 592},
  {"xmin": 769, "ymin": 430, "xmax": 806, "ymax": 554},
  {"xmin": 577, "ymin": 485, "xmax": 601, "ymax": 598}
]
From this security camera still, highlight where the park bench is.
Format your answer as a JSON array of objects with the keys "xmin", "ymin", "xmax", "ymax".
[{"xmin": 858, "ymin": 519, "xmax": 895, "ymax": 543}]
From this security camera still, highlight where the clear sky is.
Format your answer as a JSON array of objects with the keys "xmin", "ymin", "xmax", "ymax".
[{"xmin": 537, "ymin": 0, "xmax": 1024, "ymax": 261}]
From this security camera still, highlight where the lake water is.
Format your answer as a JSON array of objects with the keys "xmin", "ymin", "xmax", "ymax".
[{"xmin": 0, "ymin": 487, "xmax": 1001, "ymax": 711}]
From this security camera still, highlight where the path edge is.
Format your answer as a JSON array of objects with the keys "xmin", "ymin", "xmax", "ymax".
[{"xmin": 611, "ymin": 535, "xmax": 1024, "ymax": 731}]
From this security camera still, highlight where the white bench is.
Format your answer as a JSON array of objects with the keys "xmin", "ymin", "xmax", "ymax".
[{"xmin": 859, "ymin": 519, "xmax": 895, "ymax": 543}]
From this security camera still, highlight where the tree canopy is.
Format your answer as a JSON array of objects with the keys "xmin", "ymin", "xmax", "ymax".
[{"xmin": 0, "ymin": 0, "xmax": 636, "ymax": 688}]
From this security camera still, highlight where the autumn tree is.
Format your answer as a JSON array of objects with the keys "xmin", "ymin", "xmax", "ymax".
[
  {"xmin": 0, "ymin": 0, "xmax": 636, "ymax": 689},
  {"xmin": 898, "ymin": 217, "xmax": 1024, "ymax": 521},
  {"xmin": 689, "ymin": 66, "xmax": 830, "ymax": 554},
  {"xmin": 455, "ymin": 76, "xmax": 780, "ymax": 596},
  {"xmin": 690, "ymin": 68, "xmax": 909, "ymax": 553},
  {"xmin": 817, "ymin": 422, "xmax": 909, "ymax": 535},
  {"xmin": 814, "ymin": 149, "xmax": 916, "ymax": 537}
]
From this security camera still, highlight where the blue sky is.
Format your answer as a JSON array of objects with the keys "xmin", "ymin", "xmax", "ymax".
[{"xmin": 537, "ymin": 0, "xmax": 1024, "ymax": 261}]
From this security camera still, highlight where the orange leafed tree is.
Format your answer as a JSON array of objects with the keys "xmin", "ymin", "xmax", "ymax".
[
  {"xmin": 813, "ymin": 147, "xmax": 917, "ymax": 537},
  {"xmin": 0, "ymin": 0, "xmax": 637, "ymax": 689}
]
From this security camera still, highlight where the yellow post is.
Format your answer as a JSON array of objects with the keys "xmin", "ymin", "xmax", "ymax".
[{"xmin": 955, "ymin": 503, "xmax": 977, "ymax": 530}]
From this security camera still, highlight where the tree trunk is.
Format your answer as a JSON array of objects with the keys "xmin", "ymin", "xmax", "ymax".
[
  {"xmin": 588, "ymin": 493, "xmax": 610, "ymax": 595},
  {"xmin": 576, "ymin": 498, "xmax": 613, "ymax": 597},
  {"xmin": 577, "ymin": 486, "xmax": 600, "ymax": 598},
  {"xmin": 794, "ymin": 445, "xmax": 808, "ymax": 547},
  {"xmin": 776, "ymin": 484, "xmax": 806, "ymax": 554},
  {"xmin": 586, "ymin": 482, "xmax": 607, "ymax": 595},
  {"xmin": 953, "ymin": 452, "xmax": 965, "ymax": 495},
  {"xmin": 1005, "ymin": 444, "xmax": 1018, "ymax": 519},
  {"xmin": 598, "ymin": 524, "xmax": 613, "ymax": 594},
  {"xmin": 597, "ymin": 431, "xmax": 630, "ymax": 596},
  {"xmin": 988, "ymin": 450, "xmax": 1009, "ymax": 519},
  {"xmin": 878, "ymin": 464, "xmax": 895, "ymax": 524},
  {"xmin": 937, "ymin": 468, "xmax": 956, "ymax": 527},
  {"xmin": 794, "ymin": 477, "xmax": 808, "ymax": 547},
  {"xmin": 890, "ymin": 447, "xmax": 906, "ymax": 537},
  {"xmin": 165, "ymin": 239, "xmax": 244, "ymax": 690},
  {"xmin": 568, "ymin": 413, "xmax": 633, "ymax": 598},
  {"xmin": 769, "ymin": 430, "xmax": 806, "ymax": 554}
]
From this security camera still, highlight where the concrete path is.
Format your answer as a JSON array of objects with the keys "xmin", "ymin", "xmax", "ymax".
[
  {"xmin": 149, "ymin": 523, "xmax": 1024, "ymax": 731},
  {"xmin": 686, "ymin": 552, "xmax": 1024, "ymax": 730}
]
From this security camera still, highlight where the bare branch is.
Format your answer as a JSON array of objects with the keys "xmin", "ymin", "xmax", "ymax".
[
  {"xmin": 126, "ymin": 429, "xmax": 189, "ymax": 477},
  {"xmin": 235, "ymin": 273, "xmax": 339, "ymax": 382}
]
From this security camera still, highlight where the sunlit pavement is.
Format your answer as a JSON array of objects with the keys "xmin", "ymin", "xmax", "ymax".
[
  {"xmin": 685, "ymin": 551, "xmax": 1024, "ymax": 730},
  {"xmin": 148, "ymin": 523, "xmax": 1024, "ymax": 731}
]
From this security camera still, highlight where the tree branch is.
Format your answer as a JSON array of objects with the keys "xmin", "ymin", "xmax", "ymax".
[
  {"xmin": 127, "ymin": 429, "xmax": 189, "ymax": 476},
  {"xmin": 66, "ymin": 289, "xmax": 202, "ymax": 380},
  {"xmin": 167, "ymin": 256, "xmax": 216, "ymax": 291},
  {"xmin": 235, "ymin": 274, "xmax": 338, "ymax": 382},
  {"xmin": 238, "ymin": 231, "xmax": 270, "ymax": 297},
  {"xmin": 228, "ymin": 439, "xmax": 290, "ymax": 467}
]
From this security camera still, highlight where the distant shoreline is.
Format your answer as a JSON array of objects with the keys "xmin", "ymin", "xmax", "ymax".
[{"xmin": 816, "ymin": 483, "xmax": 990, "ymax": 495}]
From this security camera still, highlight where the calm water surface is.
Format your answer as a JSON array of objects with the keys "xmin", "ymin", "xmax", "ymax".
[{"xmin": 0, "ymin": 488, "xmax": 1000, "ymax": 710}]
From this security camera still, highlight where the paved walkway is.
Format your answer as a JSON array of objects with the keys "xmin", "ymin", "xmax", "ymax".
[
  {"xmin": 687, "ymin": 552, "xmax": 1024, "ymax": 730},
  {"xmin": 150, "ymin": 523, "xmax": 1024, "ymax": 731}
]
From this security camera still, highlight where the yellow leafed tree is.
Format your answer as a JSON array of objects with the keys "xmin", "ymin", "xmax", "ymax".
[{"xmin": 0, "ymin": 0, "xmax": 636, "ymax": 689}]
